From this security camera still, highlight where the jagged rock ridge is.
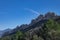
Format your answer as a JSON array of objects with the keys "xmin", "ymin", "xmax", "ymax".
[{"xmin": 1, "ymin": 12, "xmax": 60, "ymax": 37}]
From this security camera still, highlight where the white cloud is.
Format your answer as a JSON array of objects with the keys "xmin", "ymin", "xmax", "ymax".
[{"xmin": 24, "ymin": 8, "xmax": 40, "ymax": 15}]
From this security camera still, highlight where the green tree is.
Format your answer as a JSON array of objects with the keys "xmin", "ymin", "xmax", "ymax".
[
  {"xmin": 16, "ymin": 30, "xmax": 25, "ymax": 40},
  {"xmin": 45, "ymin": 19, "xmax": 60, "ymax": 40},
  {"xmin": 32, "ymin": 35, "xmax": 39, "ymax": 40}
]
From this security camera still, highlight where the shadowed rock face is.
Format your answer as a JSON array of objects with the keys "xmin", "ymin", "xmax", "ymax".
[
  {"xmin": 45, "ymin": 12, "xmax": 56, "ymax": 17},
  {"xmin": 30, "ymin": 12, "xmax": 57, "ymax": 24}
]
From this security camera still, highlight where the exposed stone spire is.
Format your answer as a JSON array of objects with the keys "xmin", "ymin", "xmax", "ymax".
[{"xmin": 45, "ymin": 12, "xmax": 56, "ymax": 19}]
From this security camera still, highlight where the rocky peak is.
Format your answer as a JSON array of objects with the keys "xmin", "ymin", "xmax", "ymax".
[
  {"xmin": 36, "ymin": 14, "xmax": 44, "ymax": 20},
  {"xmin": 45, "ymin": 12, "xmax": 56, "ymax": 19}
]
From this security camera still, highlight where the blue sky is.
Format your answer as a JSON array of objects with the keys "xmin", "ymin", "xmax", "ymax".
[{"xmin": 0, "ymin": 0, "xmax": 60, "ymax": 30}]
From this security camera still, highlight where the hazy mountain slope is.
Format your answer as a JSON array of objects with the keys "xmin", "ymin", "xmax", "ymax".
[{"xmin": 0, "ymin": 29, "xmax": 11, "ymax": 37}]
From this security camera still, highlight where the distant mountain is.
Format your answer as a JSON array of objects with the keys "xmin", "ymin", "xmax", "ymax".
[
  {"xmin": 0, "ymin": 31, "xmax": 3, "ymax": 37},
  {"xmin": 0, "ymin": 28, "xmax": 11, "ymax": 37},
  {"xmin": 2, "ymin": 12, "xmax": 60, "ymax": 37}
]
